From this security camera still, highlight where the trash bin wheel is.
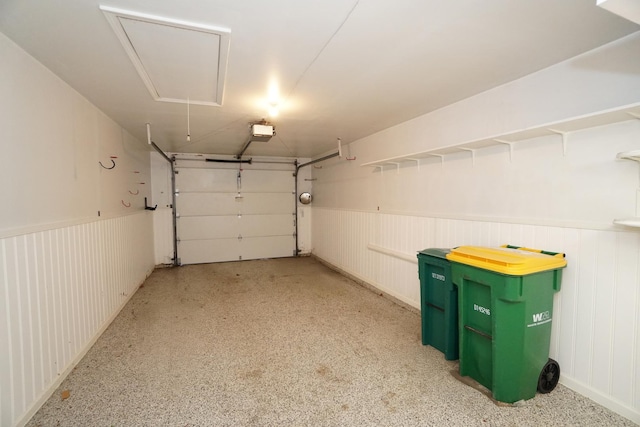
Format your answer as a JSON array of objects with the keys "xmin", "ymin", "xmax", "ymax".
[{"xmin": 537, "ymin": 358, "xmax": 560, "ymax": 394}]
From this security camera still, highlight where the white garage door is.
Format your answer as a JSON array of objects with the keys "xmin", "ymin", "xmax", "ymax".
[{"xmin": 175, "ymin": 159, "xmax": 296, "ymax": 264}]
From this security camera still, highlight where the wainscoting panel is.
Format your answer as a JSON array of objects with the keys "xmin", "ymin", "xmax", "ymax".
[{"xmin": 0, "ymin": 212, "xmax": 155, "ymax": 427}]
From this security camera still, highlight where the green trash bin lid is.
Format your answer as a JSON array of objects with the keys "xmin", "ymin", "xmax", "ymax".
[
  {"xmin": 418, "ymin": 248, "xmax": 450, "ymax": 259},
  {"xmin": 446, "ymin": 246, "xmax": 566, "ymax": 275}
]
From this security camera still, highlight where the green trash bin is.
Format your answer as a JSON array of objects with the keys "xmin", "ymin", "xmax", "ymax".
[
  {"xmin": 417, "ymin": 248, "xmax": 458, "ymax": 360},
  {"xmin": 447, "ymin": 245, "xmax": 566, "ymax": 403}
]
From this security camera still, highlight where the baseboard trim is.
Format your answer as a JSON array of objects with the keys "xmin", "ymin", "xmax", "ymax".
[
  {"xmin": 15, "ymin": 267, "xmax": 154, "ymax": 427},
  {"xmin": 311, "ymin": 255, "xmax": 420, "ymax": 313},
  {"xmin": 559, "ymin": 375, "xmax": 639, "ymax": 425}
]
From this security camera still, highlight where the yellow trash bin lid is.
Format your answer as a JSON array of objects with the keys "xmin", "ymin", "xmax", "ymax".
[{"xmin": 445, "ymin": 245, "xmax": 567, "ymax": 275}]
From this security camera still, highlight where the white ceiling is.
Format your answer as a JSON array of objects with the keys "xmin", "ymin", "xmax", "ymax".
[{"xmin": 0, "ymin": 0, "xmax": 638, "ymax": 158}]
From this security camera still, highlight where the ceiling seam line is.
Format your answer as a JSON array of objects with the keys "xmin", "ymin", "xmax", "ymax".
[{"xmin": 284, "ymin": 0, "xmax": 360, "ymax": 101}]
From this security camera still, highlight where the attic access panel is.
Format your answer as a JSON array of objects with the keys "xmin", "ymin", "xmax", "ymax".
[{"xmin": 100, "ymin": 5, "xmax": 230, "ymax": 106}]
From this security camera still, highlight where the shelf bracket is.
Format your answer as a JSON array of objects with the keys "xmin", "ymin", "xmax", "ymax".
[
  {"xmin": 458, "ymin": 148, "xmax": 476, "ymax": 166},
  {"xmin": 387, "ymin": 162, "xmax": 401, "ymax": 174},
  {"xmin": 426, "ymin": 153, "xmax": 445, "ymax": 167},
  {"xmin": 494, "ymin": 139, "xmax": 515, "ymax": 162},
  {"xmin": 405, "ymin": 158, "xmax": 421, "ymax": 172},
  {"xmin": 548, "ymin": 129, "xmax": 569, "ymax": 156}
]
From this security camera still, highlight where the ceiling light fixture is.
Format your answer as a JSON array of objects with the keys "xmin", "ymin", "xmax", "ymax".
[
  {"xmin": 266, "ymin": 80, "xmax": 280, "ymax": 117},
  {"xmin": 268, "ymin": 102, "xmax": 279, "ymax": 117}
]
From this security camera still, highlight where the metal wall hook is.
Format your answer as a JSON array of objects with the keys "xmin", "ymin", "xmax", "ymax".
[
  {"xmin": 99, "ymin": 159, "xmax": 116, "ymax": 169},
  {"xmin": 144, "ymin": 197, "xmax": 157, "ymax": 211}
]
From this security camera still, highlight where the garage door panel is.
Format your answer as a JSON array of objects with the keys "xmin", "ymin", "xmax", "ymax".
[
  {"xmin": 179, "ymin": 239, "xmax": 240, "ymax": 264},
  {"xmin": 238, "ymin": 193, "xmax": 294, "ymax": 214},
  {"xmin": 178, "ymin": 192, "xmax": 241, "ymax": 216},
  {"xmin": 178, "ymin": 192, "xmax": 292, "ymax": 216},
  {"xmin": 241, "ymin": 215, "xmax": 293, "ymax": 237},
  {"xmin": 241, "ymin": 170, "xmax": 293, "ymax": 192},
  {"xmin": 241, "ymin": 236, "xmax": 295, "ymax": 259},
  {"xmin": 176, "ymin": 168, "xmax": 237, "ymax": 192},
  {"xmin": 175, "ymin": 165, "xmax": 295, "ymax": 265},
  {"xmin": 178, "ymin": 216, "xmax": 239, "ymax": 240}
]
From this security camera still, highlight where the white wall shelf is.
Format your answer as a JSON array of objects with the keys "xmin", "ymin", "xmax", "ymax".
[
  {"xmin": 614, "ymin": 147, "xmax": 640, "ymax": 228},
  {"xmin": 361, "ymin": 102, "xmax": 640, "ymax": 170},
  {"xmin": 616, "ymin": 149, "xmax": 640, "ymax": 161},
  {"xmin": 613, "ymin": 217, "xmax": 640, "ymax": 227}
]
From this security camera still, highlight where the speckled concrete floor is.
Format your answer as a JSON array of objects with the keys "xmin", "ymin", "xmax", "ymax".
[{"xmin": 27, "ymin": 257, "xmax": 634, "ymax": 426}]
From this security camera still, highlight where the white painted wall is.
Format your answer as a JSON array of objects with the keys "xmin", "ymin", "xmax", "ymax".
[
  {"xmin": 1, "ymin": 48, "xmax": 153, "ymax": 228},
  {"xmin": 0, "ymin": 32, "xmax": 155, "ymax": 427},
  {"xmin": 311, "ymin": 33, "xmax": 640, "ymax": 424}
]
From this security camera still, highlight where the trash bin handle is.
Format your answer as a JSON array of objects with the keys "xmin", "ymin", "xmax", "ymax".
[{"xmin": 502, "ymin": 245, "xmax": 565, "ymax": 258}]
